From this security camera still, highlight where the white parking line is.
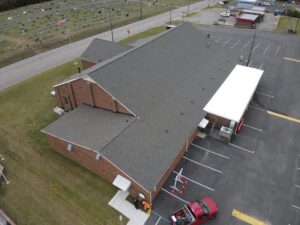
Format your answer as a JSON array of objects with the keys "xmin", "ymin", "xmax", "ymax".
[
  {"xmin": 241, "ymin": 40, "xmax": 250, "ymax": 50},
  {"xmin": 259, "ymin": 62, "xmax": 264, "ymax": 70},
  {"xmin": 275, "ymin": 46, "xmax": 280, "ymax": 56},
  {"xmin": 172, "ymin": 171, "xmax": 215, "ymax": 191},
  {"xmin": 291, "ymin": 205, "xmax": 300, "ymax": 210},
  {"xmin": 295, "ymin": 185, "xmax": 300, "ymax": 189},
  {"xmin": 263, "ymin": 44, "xmax": 270, "ymax": 55},
  {"xmin": 230, "ymin": 40, "xmax": 240, "ymax": 49},
  {"xmin": 183, "ymin": 156, "xmax": 223, "ymax": 173},
  {"xmin": 248, "ymin": 105, "xmax": 266, "ymax": 112},
  {"xmin": 216, "ymin": 37, "xmax": 222, "ymax": 43},
  {"xmin": 161, "ymin": 188, "xmax": 190, "ymax": 204},
  {"xmin": 191, "ymin": 143, "xmax": 230, "ymax": 159},
  {"xmin": 221, "ymin": 38, "xmax": 231, "ymax": 47},
  {"xmin": 155, "ymin": 217, "xmax": 162, "ymax": 225},
  {"xmin": 228, "ymin": 143, "xmax": 255, "ymax": 154},
  {"xmin": 244, "ymin": 124, "xmax": 262, "ymax": 132},
  {"xmin": 253, "ymin": 42, "xmax": 260, "ymax": 52},
  {"xmin": 255, "ymin": 91, "xmax": 274, "ymax": 98}
]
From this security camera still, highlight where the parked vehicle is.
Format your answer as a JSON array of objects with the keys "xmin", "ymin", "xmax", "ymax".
[{"xmin": 169, "ymin": 198, "xmax": 218, "ymax": 225}]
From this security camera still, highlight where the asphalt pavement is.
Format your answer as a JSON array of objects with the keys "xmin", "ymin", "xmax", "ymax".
[
  {"xmin": 0, "ymin": 1, "xmax": 212, "ymax": 92},
  {"xmin": 146, "ymin": 26, "xmax": 300, "ymax": 225}
]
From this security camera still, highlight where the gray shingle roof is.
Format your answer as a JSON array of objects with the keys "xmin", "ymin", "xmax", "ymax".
[
  {"xmin": 86, "ymin": 23, "xmax": 241, "ymax": 191},
  {"xmin": 80, "ymin": 38, "xmax": 132, "ymax": 64},
  {"xmin": 42, "ymin": 104, "xmax": 135, "ymax": 151},
  {"xmin": 45, "ymin": 23, "xmax": 243, "ymax": 191}
]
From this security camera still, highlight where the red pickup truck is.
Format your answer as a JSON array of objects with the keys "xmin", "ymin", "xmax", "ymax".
[{"xmin": 169, "ymin": 198, "xmax": 218, "ymax": 225}]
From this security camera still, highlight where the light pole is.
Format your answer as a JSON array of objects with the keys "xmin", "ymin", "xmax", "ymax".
[
  {"xmin": 140, "ymin": 0, "xmax": 143, "ymax": 20},
  {"xmin": 187, "ymin": 0, "xmax": 190, "ymax": 16},
  {"xmin": 108, "ymin": 7, "xmax": 115, "ymax": 42},
  {"xmin": 169, "ymin": 4, "xmax": 172, "ymax": 24},
  {"xmin": 246, "ymin": 32, "xmax": 256, "ymax": 66}
]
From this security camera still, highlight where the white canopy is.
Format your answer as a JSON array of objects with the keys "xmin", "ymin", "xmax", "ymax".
[
  {"xmin": 112, "ymin": 175, "xmax": 131, "ymax": 191},
  {"xmin": 203, "ymin": 65, "xmax": 263, "ymax": 123}
]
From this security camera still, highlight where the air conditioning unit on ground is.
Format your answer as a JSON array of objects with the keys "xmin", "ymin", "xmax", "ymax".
[
  {"xmin": 53, "ymin": 107, "xmax": 65, "ymax": 116},
  {"xmin": 219, "ymin": 126, "xmax": 233, "ymax": 139}
]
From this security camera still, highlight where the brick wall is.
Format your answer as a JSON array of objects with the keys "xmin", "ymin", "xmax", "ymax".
[
  {"xmin": 45, "ymin": 134, "xmax": 150, "ymax": 201},
  {"xmin": 151, "ymin": 129, "xmax": 198, "ymax": 201},
  {"xmin": 54, "ymin": 79, "xmax": 132, "ymax": 115},
  {"xmin": 81, "ymin": 60, "xmax": 96, "ymax": 70}
]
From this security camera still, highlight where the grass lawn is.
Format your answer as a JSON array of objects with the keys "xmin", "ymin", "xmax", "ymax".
[
  {"xmin": 276, "ymin": 16, "xmax": 300, "ymax": 34},
  {"xmin": 0, "ymin": 60, "xmax": 125, "ymax": 225},
  {"xmin": 119, "ymin": 26, "xmax": 166, "ymax": 45},
  {"xmin": 0, "ymin": 0, "xmax": 203, "ymax": 68}
]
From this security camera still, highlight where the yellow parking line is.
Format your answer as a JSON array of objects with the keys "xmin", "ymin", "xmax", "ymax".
[
  {"xmin": 267, "ymin": 111, "xmax": 300, "ymax": 124},
  {"xmin": 283, "ymin": 57, "xmax": 300, "ymax": 63},
  {"xmin": 232, "ymin": 209, "xmax": 267, "ymax": 225}
]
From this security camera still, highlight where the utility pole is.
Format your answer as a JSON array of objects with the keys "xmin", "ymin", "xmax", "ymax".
[
  {"xmin": 108, "ymin": 8, "xmax": 115, "ymax": 42},
  {"xmin": 140, "ymin": 0, "xmax": 143, "ymax": 20},
  {"xmin": 187, "ymin": 0, "xmax": 190, "ymax": 16},
  {"xmin": 169, "ymin": 4, "xmax": 172, "ymax": 24},
  {"xmin": 295, "ymin": 17, "xmax": 299, "ymax": 33},
  {"xmin": 246, "ymin": 32, "xmax": 256, "ymax": 66}
]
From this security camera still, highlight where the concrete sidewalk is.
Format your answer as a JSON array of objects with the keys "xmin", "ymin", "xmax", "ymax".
[{"xmin": 109, "ymin": 191, "xmax": 149, "ymax": 225}]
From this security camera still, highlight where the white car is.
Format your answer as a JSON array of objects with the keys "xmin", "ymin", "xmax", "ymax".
[
  {"xmin": 220, "ymin": 11, "xmax": 230, "ymax": 17},
  {"xmin": 219, "ymin": 1, "xmax": 224, "ymax": 5}
]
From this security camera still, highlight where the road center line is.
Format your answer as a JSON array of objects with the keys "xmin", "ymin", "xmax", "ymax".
[
  {"xmin": 255, "ymin": 91, "xmax": 274, "ymax": 98},
  {"xmin": 191, "ymin": 143, "xmax": 230, "ymax": 159},
  {"xmin": 244, "ymin": 124, "xmax": 262, "ymax": 132},
  {"xmin": 263, "ymin": 44, "xmax": 270, "ymax": 55},
  {"xmin": 183, "ymin": 156, "xmax": 223, "ymax": 173},
  {"xmin": 228, "ymin": 143, "xmax": 255, "ymax": 154},
  {"xmin": 267, "ymin": 111, "xmax": 300, "ymax": 124},
  {"xmin": 161, "ymin": 188, "xmax": 190, "ymax": 204},
  {"xmin": 284, "ymin": 57, "xmax": 300, "ymax": 63},
  {"xmin": 172, "ymin": 171, "xmax": 215, "ymax": 191}
]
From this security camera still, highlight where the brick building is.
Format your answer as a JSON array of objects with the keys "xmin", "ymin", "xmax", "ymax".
[{"xmin": 42, "ymin": 23, "xmax": 237, "ymax": 203}]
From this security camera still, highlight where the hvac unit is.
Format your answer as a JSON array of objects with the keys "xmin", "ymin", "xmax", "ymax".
[
  {"xmin": 219, "ymin": 126, "xmax": 233, "ymax": 139},
  {"xmin": 53, "ymin": 107, "xmax": 65, "ymax": 116}
]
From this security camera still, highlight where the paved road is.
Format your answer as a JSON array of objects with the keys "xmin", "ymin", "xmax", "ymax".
[{"xmin": 0, "ymin": 1, "xmax": 212, "ymax": 92}]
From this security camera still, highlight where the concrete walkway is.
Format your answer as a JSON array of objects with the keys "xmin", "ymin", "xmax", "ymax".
[{"xmin": 108, "ymin": 191, "xmax": 149, "ymax": 225}]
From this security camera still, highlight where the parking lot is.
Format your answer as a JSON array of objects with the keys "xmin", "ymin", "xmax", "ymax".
[{"xmin": 146, "ymin": 26, "xmax": 300, "ymax": 225}]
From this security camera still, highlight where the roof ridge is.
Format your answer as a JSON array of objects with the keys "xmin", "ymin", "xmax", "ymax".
[{"xmin": 87, "ymin": 23, "xmax": 187, "ymax": 77}]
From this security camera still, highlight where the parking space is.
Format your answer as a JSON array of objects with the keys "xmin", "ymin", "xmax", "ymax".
[{"xmin": 146, "ymin": 26, "xmax": 300, "ymax": 225}]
